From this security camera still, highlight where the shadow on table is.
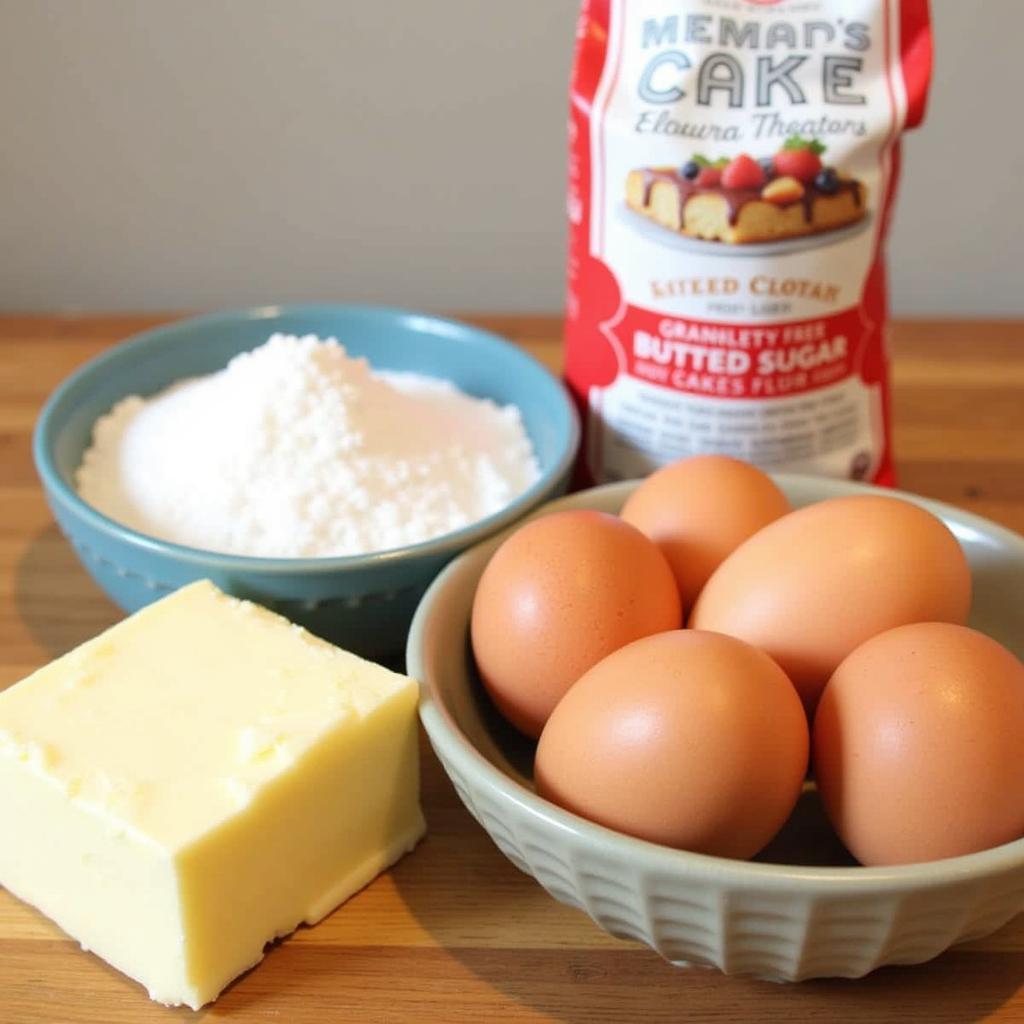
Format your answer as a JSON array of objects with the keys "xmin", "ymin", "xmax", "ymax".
[
  {"xmin": 393, "ymin": 768, "xmax": 1024, "ymax": 1024},
  {"xmin": 13, "ymin": 524, "xmax": 120, "ymax": 660}
]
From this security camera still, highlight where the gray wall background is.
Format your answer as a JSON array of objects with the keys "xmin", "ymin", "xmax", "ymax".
[{"xmin": 1, "ymin": 1, "xmax": 1020, "ymax": 316}]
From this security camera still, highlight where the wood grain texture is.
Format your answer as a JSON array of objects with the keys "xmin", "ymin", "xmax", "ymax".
[{"xmin": 1, "ymin": 314, "xmax": 1023, "ymax": 1023}]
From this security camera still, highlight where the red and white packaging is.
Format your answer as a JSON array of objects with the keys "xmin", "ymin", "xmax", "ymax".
[{"xmin": 565, "ymin": 0, "xmax": 932, "ymax": 486}]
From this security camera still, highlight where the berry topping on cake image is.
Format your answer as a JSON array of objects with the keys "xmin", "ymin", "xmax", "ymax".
[{"xmin": 625, "ymin": 137, "xmax": 867, "ymax": 245}]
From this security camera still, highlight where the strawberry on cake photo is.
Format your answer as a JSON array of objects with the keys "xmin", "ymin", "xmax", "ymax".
[{"xmin": 625, "ymin": 137, "xmax": 867, "ymax": 245}]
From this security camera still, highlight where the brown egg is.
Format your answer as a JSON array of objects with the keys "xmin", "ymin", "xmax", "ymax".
[
  {"xmin": 689, "ymin": 495, "xmax": 972, "ymax": 711},
  {"xmin": 470, "ymin": 509, "xmax": 681, "ymax": 738},
  {"xmin": 621, "ymin": 455, "xmax": 790, "ymax": 610},
  {"xmin": 814, "ymin": 623, "xmax": 1024, "ymax": 866},
  {"xmin": 534, "ymin": 630, "xmax": 808, "ymax": 859}
]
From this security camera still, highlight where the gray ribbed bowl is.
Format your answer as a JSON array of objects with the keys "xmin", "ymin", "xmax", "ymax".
[{"xmin": 408, "ymin": 476, "xmax": 1024, "ymax": 980}]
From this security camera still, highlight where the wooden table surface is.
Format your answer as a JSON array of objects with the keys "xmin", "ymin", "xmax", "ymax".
[{"xmin": 1, "ymin": 314, "xmax": 1023, "ymax": 1024}]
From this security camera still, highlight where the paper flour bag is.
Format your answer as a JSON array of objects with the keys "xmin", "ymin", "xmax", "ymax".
[{"xmin": 565, "ymin": 0, "xmax": 932, "ymax": 485}]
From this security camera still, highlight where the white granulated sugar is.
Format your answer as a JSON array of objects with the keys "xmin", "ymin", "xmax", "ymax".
[{"xmin": 75, "ymin": 334, "xmax": 541, "ymax": 557}]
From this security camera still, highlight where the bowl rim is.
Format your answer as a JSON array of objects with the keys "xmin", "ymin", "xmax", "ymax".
[
  {"xmin": 410, "ymin": 475, "xmax": 1024, "ymax": 891},
  {"xmin": 32, "ymin": 304, "xmax": 581, "ymax": 573}
]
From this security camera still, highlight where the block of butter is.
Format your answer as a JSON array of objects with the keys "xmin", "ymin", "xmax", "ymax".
[{"xmin": 0, "ymin": 580, "xmax": 426, "ymax": 1009}]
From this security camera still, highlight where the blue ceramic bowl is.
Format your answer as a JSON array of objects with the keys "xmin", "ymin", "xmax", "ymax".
[{"xmin": 33, "ymin": 305, "xmax": 580, "ymax": 659}]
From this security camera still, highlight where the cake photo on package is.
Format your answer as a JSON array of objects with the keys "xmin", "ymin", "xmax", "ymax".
[{"xmin": 625, "ymin": 137, "xmax": 868, "ymax": 245}]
